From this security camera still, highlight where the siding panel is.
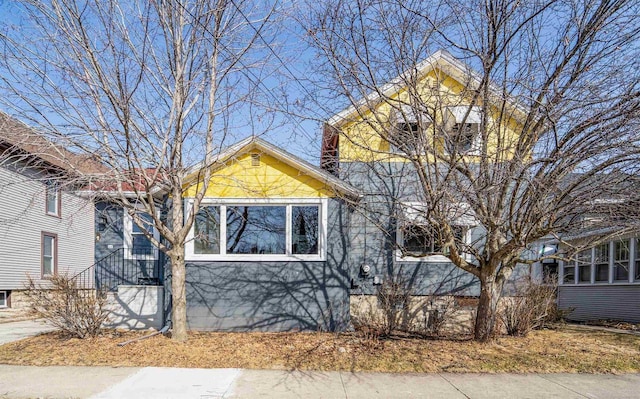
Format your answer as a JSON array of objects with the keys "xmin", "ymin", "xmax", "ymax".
[
  {"xmin": 558, "ymin": 285, "xmax": 640, "ymax": 323},
  {"xmin": 0, "ymin": 164, "xmax": 94, "ymax": 290}
]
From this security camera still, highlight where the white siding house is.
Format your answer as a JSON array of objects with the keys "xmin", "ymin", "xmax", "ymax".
[{"xmin": 0, "ymin": 113, "xmax": 99, "ymax": 308}]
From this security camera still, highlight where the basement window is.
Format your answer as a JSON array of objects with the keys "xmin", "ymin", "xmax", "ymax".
[{"xmin": 0, "ymin": 291, "xmax": 7, "ymax": 308}]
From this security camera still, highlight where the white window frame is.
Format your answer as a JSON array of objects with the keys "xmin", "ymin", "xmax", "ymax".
[
  {"xmin": 0, "ymin": 291, "xmax": 7, "ymax": 308},
  {"xmin": 445, "ymin": 106, "xmax": 483, "ymax": 156},
  {"xmin": 389, "ymin": 104, "xmax": 432, "ymax": 155},
  {"xmin": 185, "ymin": 198, "xmax": 328, "ymax": 262},
  {"xmin": 124, "ymin": 210, "xmax": 160, "ymax": 260},
  {"xmin": 395, "ymin": 201, "xmax": 475, "ymax": 263},
  {"xmin": 45, "ymin": 181, "xmax": 60, "ymax": 217}
]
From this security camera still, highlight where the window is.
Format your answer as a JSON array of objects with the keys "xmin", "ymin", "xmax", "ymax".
[
  {"xmin": 614, "ymin": 240, "xmax": 630, "ymax": 281},
  {"xmin": 389, "ymin": 104, "xmax": 431, "ymax": 154},
  {"xmin": 45, "ymin": 181, "xmax": 60, "ymax": 216},
  {"xmin": 186, "ymin": 199, "xmax": 326, "ymax": 261},
  {"xmin": 396, "ymin": 202, "xmax": 469, "ymax": 260},
  {"xmin": 562, "ymin": 261, "xmax": 576, "ymax": 284},
  {"xmin": 446, "ymin": 106, "xmax": 482, "ymax": 154},
  {"xmin": 124, "ymin": 211, "xmax": 158, "ymax": 259},
  {"xmin": 449, "ymin": 123, "xmax": 479, "ymax": 153},
  {"xmin": 292, "ymin": 206, "xmax": 320, "ymax": 255},
  {"xmin": 636, "ymin": 238, "xmax": 640, "ymax": 282},
  {"xmin": 0, "ymin": 291, "xmax": 7, "ymax": 308},
  {"xmin": 594, "ymin": 243, "xmax": 609, "ymax": 282},
  {"xmin": 194, "ymin": 206, "xmax": 220, "ymax": 254},
  {"xmin": 227, "ymin": 206, "xmax": 286, "ymax": 254},
  {"xmin": 577, "ymin": 250, "xmax": 591, "ymax": 283},
  {"xmin": 42, "ymin": 233, "xmax": 57, "ymax": 277}
]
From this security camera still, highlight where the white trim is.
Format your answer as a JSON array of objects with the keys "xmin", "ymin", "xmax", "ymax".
[
  {"xmin": 185, "ymin": 198, "xmax": 328, "ymax": 262},
  {"xmin": 0, "ymin": 291, "xmax": 7, "ymax": 308},
  {"xmin": 123, "ymin": 209, "xmax": 160, "ymax": 260},
  {"xmin": 395, "ymin": 203, "xmax": 474, "ymax": 263}
]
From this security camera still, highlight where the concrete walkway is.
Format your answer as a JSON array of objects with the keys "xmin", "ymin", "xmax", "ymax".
[
  {"xmin": 0, "ymin": 319, "xmax": 56, "ymax": 345},
  {"xmin": 0, "ymin": 365, "xmax": 639, "ymax": 398}
]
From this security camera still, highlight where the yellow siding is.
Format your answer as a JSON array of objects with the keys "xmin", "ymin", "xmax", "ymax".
[
  {"xmin": 338, "ymin": 69, "xmax": 523, "ymax": 162},
  {"xmin": 184, "ymin": 152, "xmax": 334, "ymax": 198}
]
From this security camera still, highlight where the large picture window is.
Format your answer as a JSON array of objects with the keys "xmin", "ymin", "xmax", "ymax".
[
  {"xmin": 186, "ymin": 199, "xmax": 326, "ymax": 261},
  {"xmin": 227, "ymin": 206, "xmax": 286, "ymax": 255}
]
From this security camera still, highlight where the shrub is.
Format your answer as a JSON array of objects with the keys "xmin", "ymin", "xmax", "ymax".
[
  {"xmin": 500, "ymin": 278, "xmax": 558, "ymax": 337},
  {"xmin": 23, "ymin": 274, "xmax": 109, "ymax": 338}
]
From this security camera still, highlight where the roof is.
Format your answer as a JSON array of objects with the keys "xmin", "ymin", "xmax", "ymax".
[
  {"xmin": 325, "ymin": 49, "xmax": 528, "ymax": 128},
  {"xmin": 0, "ymin": 112, "xmax": 105, "ymax": 175},
  {"xmin": 184, "ymin": 136, "xmax": 361, "ymax": 199}
]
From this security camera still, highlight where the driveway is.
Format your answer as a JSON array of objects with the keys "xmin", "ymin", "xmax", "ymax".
[{"xmin": 0, "ymin": 319, "xmax": 56, "ymax": 345}]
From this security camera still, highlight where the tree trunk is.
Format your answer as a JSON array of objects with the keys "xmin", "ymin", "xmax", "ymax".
[
  {"xmin": 474, "ymin": 273, "xmax": 503, "ymax": 342},
  {"xmin": 169, "ymin": 249, "xmax": 188, "ymax": 342}
]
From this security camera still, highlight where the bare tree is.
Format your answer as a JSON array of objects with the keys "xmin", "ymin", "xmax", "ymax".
[
  {"xmin": 0, "ymin": 0, "xmax": 286, "ymax": 341},
  {"xmin": 303, "ymin": 0, "xmax": 640, "ymax": 341}
]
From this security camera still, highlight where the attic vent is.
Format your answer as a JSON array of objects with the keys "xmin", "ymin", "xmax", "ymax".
[{"xmin": 251, "ymin": 153, "xmax": 261, "ymax": 167}]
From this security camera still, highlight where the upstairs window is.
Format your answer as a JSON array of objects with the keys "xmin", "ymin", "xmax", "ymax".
[
  {"xmin": 389, "ymin": 104, "xmax": 431, "ymax": 154},
  {"xmin": 446, "ymin": 106, "xmax": 483, "ymax": 154},
  {"xmin": 45, "ymin": 181, "xmax": 60, "ymax": 216}
]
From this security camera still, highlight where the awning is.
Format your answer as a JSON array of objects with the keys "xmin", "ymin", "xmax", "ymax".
[
  {"xmin": 447, "ymin": 106, "xmax": 483, "ymax": 124},
  {"xmin": 401, "ymin": 202, "xmax": 476, "ymax": 227},
  {"xmin": 392, "ymin": 103, "xmax": 432, "ymax": 124}
]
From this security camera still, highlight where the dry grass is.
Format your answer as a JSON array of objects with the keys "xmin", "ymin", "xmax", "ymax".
[{"xmin": 1, "ymin": 326, "xmax": 639, "ymax": 373}]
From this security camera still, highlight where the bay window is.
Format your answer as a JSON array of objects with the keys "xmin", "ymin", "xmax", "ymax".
[{"xmin": 186, "ymin": 199, "xmax": 326, "ymax": 261}]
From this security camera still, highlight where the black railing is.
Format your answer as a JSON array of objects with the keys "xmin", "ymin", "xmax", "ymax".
[{"xmin": 72, "ymin": 247, "xmax": 164, "ymax": 292}]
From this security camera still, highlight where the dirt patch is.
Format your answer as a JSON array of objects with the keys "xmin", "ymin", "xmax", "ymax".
[{"xmin": 0, "ymin": 326, "xmax": 639, "ymax": 373}]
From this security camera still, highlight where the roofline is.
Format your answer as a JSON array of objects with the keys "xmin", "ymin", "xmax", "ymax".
[
  {"xmin": 326, "ymin": 49, "xmax": 528, "ymax": 128},
  {"xmin": 184, "ymin": 136, "xmax": 361, "ymax": 199}
]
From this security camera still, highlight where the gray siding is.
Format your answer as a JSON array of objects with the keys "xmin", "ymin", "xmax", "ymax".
[
  {"xmin": 340, "ymin": 161, "xmax": 482, "ymax": 296},
  {"xmin": 94, "ymin": 202, "xmax": 163, "ymax": 290},
  {"xmin": 0, "ymin": 164, "xmax": 94, "ymax": 290},
  {"xmin": 183, "ymin": 198, "xmax": 351, "ymax": 331},
  {"xmin": 558, "ymin": 285, "xmax": 640, "ymax": 323}
]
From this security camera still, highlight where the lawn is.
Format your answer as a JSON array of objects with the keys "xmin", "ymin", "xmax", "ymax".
[{"xmin": 1, "ymin": 326, "xmax": 639, "ymax": 373}]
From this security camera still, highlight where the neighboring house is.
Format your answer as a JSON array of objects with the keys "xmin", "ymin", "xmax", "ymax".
[
  {"xmin": 0, "ymin": 113, "xmax": 100, "ymax": 308},
  {"xmin": 540, "ymin": 196, "xmax": 640, "ymax": 323}
]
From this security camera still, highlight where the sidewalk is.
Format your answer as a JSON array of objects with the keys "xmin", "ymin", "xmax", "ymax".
[{"xmin": 0, "ymin": 365, "xmax": 639, "ymax": 398}]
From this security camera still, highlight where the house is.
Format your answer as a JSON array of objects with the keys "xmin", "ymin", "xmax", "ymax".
[
  {"xmin": 92, "ymin": 50, "xmax": 536, "ymax": 332},
  {"xmin": 541, "ymin": 192, "xmax": 640, "ymax": 323},
  {"xmin": 0, "ymin": 113, "xmax": 101, "ymax": 309}
]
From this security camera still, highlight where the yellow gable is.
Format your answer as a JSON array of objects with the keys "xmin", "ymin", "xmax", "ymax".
[
  {"xmin": 337, "ymin": 68, "xmax": 523, "ymax": 163},
  {"xmin": 184, "ymin": 152, "xmax": 335, "ymax": 198}
]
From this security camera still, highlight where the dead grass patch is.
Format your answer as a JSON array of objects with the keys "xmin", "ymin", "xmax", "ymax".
[{"xmin": 1, "ymin": 326, "xmax": 639, "ymax": 373}]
